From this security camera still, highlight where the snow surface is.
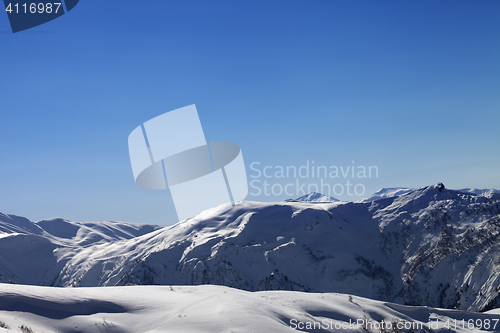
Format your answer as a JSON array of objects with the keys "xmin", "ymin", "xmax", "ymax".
[{"xmin": 0, "ymin": 283, "xmax": 499, "ymax": 333}]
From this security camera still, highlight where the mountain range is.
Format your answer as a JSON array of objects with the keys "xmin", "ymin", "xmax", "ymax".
[
  {"xmin": 1, "ymin": 183, "xmax": 500, "ymax": 313},
  {"xmin": 293, "ymin": 187, "xmax": 500, "ymax": 203}
]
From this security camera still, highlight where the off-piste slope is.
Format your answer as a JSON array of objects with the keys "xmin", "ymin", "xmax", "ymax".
[
  {"xmin": 51, "ymin": 184, "xmax": 500, "ymax": 312},
  {"xmin": 1, "ymin": 283, "xmax": 500, "ymax": 333}
]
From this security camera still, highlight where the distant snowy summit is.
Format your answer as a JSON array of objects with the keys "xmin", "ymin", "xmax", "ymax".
[
  {"xmin": 290, "ymin": 191, "xmax": 340, "ymax": 202},
  {"xmin": 457, "ymin": 188, "xmax": 500, "ymax": 199},
  {"xmin": 0, "ymin": 214, "xmax": 161, "ymax": 244}
]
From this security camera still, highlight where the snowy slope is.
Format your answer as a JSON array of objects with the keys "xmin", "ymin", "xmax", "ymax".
[
  {"xmin": 1, "ymin": 283, "xmax": 499, "ymax": 333},
  {"xmin": 291, "ymin": 191, "xmax": 340, "ymax": 202},
  {"xmin": 359, "ymin": 187, "xmax": 415, "ymax": 202}
]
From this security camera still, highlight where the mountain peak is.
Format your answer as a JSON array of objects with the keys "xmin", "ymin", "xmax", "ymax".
[{"xmin": 429, "ymin": 182, "xmax": 445, "ymax": 192}]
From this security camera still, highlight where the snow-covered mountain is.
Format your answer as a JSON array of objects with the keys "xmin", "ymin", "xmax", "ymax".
[
  {"xmin": 0, "ymin": 213, "xmax": 161, "ymax": 285},
  {"xmin": 291, "ymin": 191, "xmax": 340, "ymax": 202},
  {"xmin": 1, "ymin": 283, "xmax": 499, "ymax": 333},
  {"xmin": 1, "ymin": 183, "xmax": 500, "ymax": 313},
  {"xmin": 0, "ymin": 214, "xmax": 161, "ymax": 243},
  {"xmin": 359, "ymin": 187, "xmax": 416, "ymax": 202}
]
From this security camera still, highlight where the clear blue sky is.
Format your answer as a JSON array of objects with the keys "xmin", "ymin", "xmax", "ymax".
[{"xmin": 1, "ymin": 0, "xmax": 499, "ymax": 226}]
